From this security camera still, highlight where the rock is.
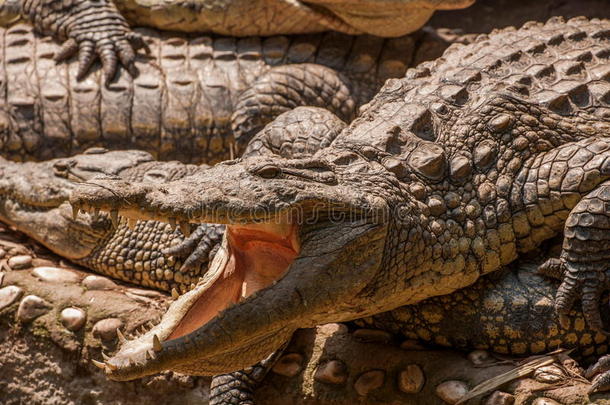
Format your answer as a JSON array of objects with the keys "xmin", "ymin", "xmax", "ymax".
[
  {"xmin": 353, "ymin": 329, "xmax": 392, "ymax": 344},
  {"xmin": 17, "ymin": 295, "xmax": 51, "ymax": 322},
  {"xmin": 0, "ymin": 285, "xmax": 23, "ymax": 310},
  {"xmin": 318, "ymin": 323, "xmax": 349, "ymax": 335},
  {"xmin": 8, "ymin": 255, "xmax": 32, "ymax": 269},
  {"xmin": 532, "ymin": 399, "xmax": 561, "ymax": 405},
  {"xmin": 92, "ymin": 318, "xmax": 124, "ymax": 341},
  {"xmin": 272, "ymin": 353, "xmax": 304, "ymax": 377},
  {"xmin": 484, "ymin": 391, "xmax": 515, "ymax": 405},
  {"xmin": 534, "ymin": 365, "xmax": 566, "ymax": 384},
  {"xmin": 83, "ymin": 275, "xmax": 118, "ymax": 290},
  {"xmin": 435, "ymin": 380, "xmax": 469, "ymax": 404},
  {"xmin": 354, "ymin": 370, "xmax": 385, "ymax": 396},
  {"xmin": 398, "ymin": 364, "xmax": 425, "ymax": 394},
  {"xmin": 32, "ymin": 267, "xmax": 81, "ymax": 283},
  {"xmin": 314, "ymin": 360, "xmax": 348, "ymax": 385},
  {"xmin": 60, "ymin": 307, "xmax": 87, "ymax": 331},
  {"xmin": 468, "ymin": 349, "xmax": 492, "ymax": 365},
  {"xmin": 400, "ymin": 339, "xmax": 425, "ymax": 350},
  {"xmin": 0, "ymin": 248, "xmax": 6, "ymax": 259}
]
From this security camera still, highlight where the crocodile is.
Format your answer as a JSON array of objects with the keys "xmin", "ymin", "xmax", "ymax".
[
  {"xmin": 67, "ymin": 15, "xmax": 610, "ymax": 389},
  {"xmin": 0, "ymin": 0, "xmax": 474, "ymax": 82},
  {"xmin": 2, "ymin": 147, "xmax": 610, "ymax": 402},
  {"xmin": 0, "ymin": 23, "xmax": 431, "ymax": 163}
]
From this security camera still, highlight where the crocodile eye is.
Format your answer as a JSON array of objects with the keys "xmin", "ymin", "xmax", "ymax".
[{"xmin": 255, "ymin": 165, "xmax": 281, "ymax": 179}]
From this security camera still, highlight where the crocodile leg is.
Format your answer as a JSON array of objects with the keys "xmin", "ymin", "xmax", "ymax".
[
  {"xmin": 231, "ymin": 64, "xmax": 356, "ymax": 155},
  {"xmin": 209, "ymin": 345, "xmax": 287, "ymax": 405},
  {"xmin": 15, "ymin": 0, "xmax": 146, "ymax": 83},
  {"xmin": 545, "ymin": 180, "xmax": 610, "ymax": 332}
]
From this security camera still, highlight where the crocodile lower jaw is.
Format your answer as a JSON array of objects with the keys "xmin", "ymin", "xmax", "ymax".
[{"xmin": 99, "ymin": 218, "xmax": 300, "ymax": 379}]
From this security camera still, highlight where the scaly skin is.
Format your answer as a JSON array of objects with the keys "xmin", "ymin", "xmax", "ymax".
[
  {"xmin": 69, "ymin": 17, "xmax": 610, "ymax": 383},
  {"xmin": 0, "ymin": 23, "xmax": 419, "ymax": 163},
  {"xmin": 3, "ymin": 148, "xmax": 610, "ymax": 398},
  {"xmin": 0, "ymin": 0, "xmax": 474, "ymax": 80}
]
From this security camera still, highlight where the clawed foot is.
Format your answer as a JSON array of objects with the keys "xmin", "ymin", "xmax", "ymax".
[
  {"xmin": 55, "ymin": 29, "xmax": 149, "ymax": 85},
  {"xmin": 538, "ymin": 258, "xmax": 609, "ymax": 333},
  {"xmin": 587, "ymin": 355, "xmax": 610, "ymax": 393},
  {"xmin": 163, "ymin": 224, "xmax": 225, "ymax": 271}
]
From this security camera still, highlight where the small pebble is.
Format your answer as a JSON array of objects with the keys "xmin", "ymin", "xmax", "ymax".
[
  {"xmin": 534, "ymin": 365, "xmax": 565, "ymax": 384},
  {"xmin": 314, "ymin": 360, "xmax": 348, "ymax": 385},
  {"xmin": 531, "ymin": 398, "xmax": 560, "ymax": 405},
  {"xmin": 484, "ymin": 391, "xmax": 515, "ymax": 405},
  {"xmin": 60, "ymin": 307, "xmax": 87, "ymax": 331},
  {"xmin": 272, "ymin": 353, "xmax": 304, "ymax": 377},
  {"xmin": 400, "ymin": 339, "xmax": 425, "ymax": 350},
  {"xmin": 354, "ymin": 370, "xmax": 385, "ymax": 396},
  {"xmin": 17, "ymin": 295, "xmax": 51, "ymax": 322},
  {"xmin": 0, "ymin": 285, "xmax": 23, "ymax": 311},
  {"xmin": 8, "ymin": 255, "xmax": 32, "ymax": 269},
  {"xmin": 33, "ymin": 267, "xmax": 80, "ymax": 283},
  {"xmin": 435, "ymin": 380, "xmax": 469, "ymax": 404},
  {"xmin": 0, "ymin": 248, "xmax": 5, "ymax": 259},
  {"xmin": 398, "ymin": 364, "xmax": 425, "ymax": 394},
  {"xmin": 92, "ymin": 318, "xmax": 124, "ymax": 341},
  {"xmin": 353, "ymin": 329, "xmax": 392, "ymax": 344},
  {"xmin": 318, "ymin": 323, "xmax": 349, "ymax": 335},
  {"xmin": 82, "ymin": 275, "xmax": 117, "ymax": 290},
  {"xmin": 468, "ymin": 349, "xmax": 491, "ymax": 365}
]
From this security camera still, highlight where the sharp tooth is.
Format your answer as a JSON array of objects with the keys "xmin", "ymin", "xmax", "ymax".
[
  {"xmin": 171, "ymin": 288, "xmax": 179, "ymax": 300},
  {"xmin": 116, "ymin": 328, "xmax": 127, "ymax": 344},
  {"xmin": 92, "ymin": 359, "xmax": 106, "ymax": 370},
  {"xmin": 169, "ymin": 217, "xmax": 177, "ymax": 229},
  {"xmin": 106, "ymin": 362, "xmax": 118, "ymax": 371},
  {"xmin": 93, "ymin": 207, "xmax": 100, "ymax": 219},
  {"xmin": 102, "ymin": 351, "xmax": 110, "ymax": 361},
  {"xmin": 72, "ymin": 204, "xmax": 80, "ymax": 220},
  {"xmin": 153, "ymin": 334, "xmax": 163, "ymax": 352},
  {"xmin": 145, "ymin": 350, "xmax": 152, "ymax": 360},
  {"xmin": 179, "ymin": 221, "xmax": 191, "ymax": 237},
  {"xmin": 110, "ymin": 210, "xmax": 119, "ymax": 228},
  {"xmin": 127, "ymin": 218, "xmax": 137, "ymax": 230}
]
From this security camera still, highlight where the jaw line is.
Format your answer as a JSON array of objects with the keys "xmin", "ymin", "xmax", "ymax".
[{"xmin": 103, "ymin": 219, "xmax": 300, "ymax": 379}]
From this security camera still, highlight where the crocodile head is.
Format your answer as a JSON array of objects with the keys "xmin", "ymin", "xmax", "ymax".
[
  {"xmin": 70, "ymin": 152, "xmax": 393, "ymax": 378},
  {"xmin": 0, "ymin": 149, "xmax": 154, "ymax": 259}
]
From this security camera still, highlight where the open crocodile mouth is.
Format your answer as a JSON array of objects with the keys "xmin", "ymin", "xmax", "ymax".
[
  {"xmin": 83, "ymin": 205, "xmax": 302, "ymax": 378},
  {"xmin": 165, "ymin": 220, "xmax": 300, "ymax": 340}
]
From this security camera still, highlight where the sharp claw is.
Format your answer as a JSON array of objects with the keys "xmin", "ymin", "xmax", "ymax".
[
  {"xmin": 72, "ymin": 204, "xmax": 80, "ymax": 220},
  {"xmin": 54, "ymin": 38, "xmax": 78, "ymax": 62},
  {"xmin": 98, "ymin": 42, "xmax": 118, "ymax": 86},
  {"xmin": 76, "ymin": 41, "xmax": 96, "ymax": 81}
]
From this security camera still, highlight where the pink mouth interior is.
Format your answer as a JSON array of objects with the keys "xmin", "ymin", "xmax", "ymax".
[{"xmin": 168, "ymin": 222, "xmax": 299, "ymax": 340}]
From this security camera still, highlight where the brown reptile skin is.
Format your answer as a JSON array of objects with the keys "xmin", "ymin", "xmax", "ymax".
[{"xmin": 0, "ymin": 24, "xmax": 417, "ymax": 164}]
